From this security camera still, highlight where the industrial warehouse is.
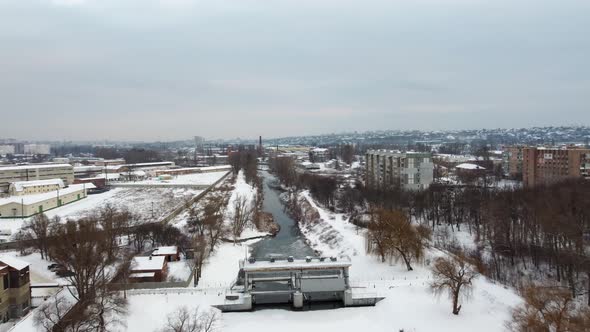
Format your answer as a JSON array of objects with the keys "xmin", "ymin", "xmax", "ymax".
[
  {"xmin": 0, "ymin": 183, "xmax": 93, "ymax": 218},
  {"xmin": 0, "ymin": 164, "xmax": 74, "ymax": 193}
]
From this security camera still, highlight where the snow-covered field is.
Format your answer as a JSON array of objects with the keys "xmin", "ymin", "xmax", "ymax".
[
  {"xmin": 1, "ymin": 187, "xmax": 204, "ymax": 239},
  {"xmin": 118, "ymin": 171, "xmax": 228, "ymax": 187},
  {"xmin": 121, "ymin": 188, "xmax": 523, "ymax": 332},
  {"xmin": 167, "ymin": 260, "xmax": 192, "ymax": 282},
  {"xmin": 224, "ymin": 171, "xmax": 267, "ymax": 240}
]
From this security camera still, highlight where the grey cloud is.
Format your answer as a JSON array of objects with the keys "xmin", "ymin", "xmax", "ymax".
[{"xmin": 0, "ymin": 0, "xmax": 589, "ymax": 140}]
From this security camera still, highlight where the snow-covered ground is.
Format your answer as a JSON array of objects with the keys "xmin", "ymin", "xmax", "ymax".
[
  {"xmin": 0, "ymin": 250, "xmax": 66, "ymax": 285},
  {"xmin": 167, "ymin": 259, "xmax": 192, "ymax": 282},
  {"xmin": 7, "ymin": 288, "xmax": 78, "ymax": 332},
  {"xmin": 196, "ymin": 240, "xmax": 256, "ymax": 290},
  {"xmin": 1, "ymin": 187, "xmax": 204, "ymax": 240},
  {"xmin": 118, "ymin": 171, "xmax": 228, "ymax": 187},
  {"xmin": 121, "ymin": 188, "xmax": 523, "ymax": 332},
  {"xmin": 223, "ymin": 171, "xmax": 267, "ymax": 240}
]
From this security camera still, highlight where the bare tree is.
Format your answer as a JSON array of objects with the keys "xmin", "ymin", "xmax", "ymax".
[
  {"xmin": 430, "ymin": 253, "xmax": 478, "ymax": 315},
  {"xmin": 49, "ymin": 218, "xmax": 116, "ymax": 301},
  {"xmin": 230, "ymin": 195, "xmax": 253, "ymax": 243},
  {"xmin": 341, "ymin": 144, "xmax": 355, "ymax": 165},
  {"xmin": 97, "ymin": 205, "xmax": 131, "ymax": 261},
  {"xmin": 159, "ymin": 306, "xmax": 219, "ymax": 332},
  {"xmin": 202, "ymin": 196, "xmax": 226, "ymax": 251},
  {"xmin": 188, "ymin": 235, "xmax": 209, "ymax": 286},
  {"xmin": 187, "ymin": 206, "xmax": 205, "ymax": 236},
  {"xmin": 34, "ymin": 287, "xmax": 127, "ymax": 332},
  {"xmin": 83, "ymin": 287, "xmax": 128, "ymax": 332},
  {"xmin": 22, "ymin": 213, "xmax": 57, "ymax": 260},
  {"xmin": 506, "ymin": 284, "xmax": 590, "ymax": 332},
  {"xmin": 388, "ymin": 212, "xmax": 430, "ymax": 271},
  {"xmin": 366, "ymin": 209, "xmax": 394, "ymax": 262},
  {"xmin": 366, "ymin": 209, "xmax": 431, "ymax": 270},
  {"xmin": 34, "ymin": 290, "xmax": 79, "ymax": 332}
]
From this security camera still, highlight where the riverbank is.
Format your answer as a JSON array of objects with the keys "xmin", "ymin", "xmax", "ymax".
[
  {"xmin": 121, "ymin": 189, "xmax": 523, "ymax": 332},
  {"xmin": 249, "ymin": 171, "xmax": 315, "ymax": 259}
]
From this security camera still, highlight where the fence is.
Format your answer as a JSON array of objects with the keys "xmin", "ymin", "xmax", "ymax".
[
  {"xmin": 109, "ymin": 183, "xmax": 210, "ymax": 189},
  {"xmin": 110, "ymin": 267, "xmax": 196, "ymax": 291},
  {"xmin": 159, "ymin": 171, "xmax": 231, "ymax": 225}
]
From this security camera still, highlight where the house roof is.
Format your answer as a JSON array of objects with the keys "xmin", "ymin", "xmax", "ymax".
[
  {"xmin": 10, "ymin": 179, "xmax": 65, "ymax": 192},
  {"xmin": 456, "ymin": 163, "xmax": 486, "ymax": 170},
  {"xmin": 0, "ymin": 183, "xmax": 95, "ymax": 205},
  {"xmin": 0, "ymin": 163, "xmax": 73, "ymax": 171},
  {"xmin": 242, "ymin": 258, "xmax": 351, "ymax": 273},
  {"xmin": 0, "ymin": 255, "xmax": 30, "ymax": 270},
  {"xmin": 131, "ymin": 256, "xmax": 166, "ymax": 271},
  {"xmin": 129, "ymin": 272, "xmax": 156, "ymax": 278},
  {"xmin": 152, "ymin": 246, "xmax": 178, "ymax": 256}
]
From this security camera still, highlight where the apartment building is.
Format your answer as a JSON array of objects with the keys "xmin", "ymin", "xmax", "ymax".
[
  {"xmin": 0, "ymin": 164, "xmax": 74, "ymax": 193},
  {"xmin": 522, "ymin": 147, "xmax": 590, "ymax": 187},
  {"xmin": 310, "ymin": 148, "xmax": 330, "ymax": 163},
  {"xmin": 0, "ymin": 146, "xmax": 15, "ymax": 156},
  {"xmin": 23, "ymin": 144, "xmax": 50, "ymax": 155},
  {"xmin": 365, "ymin": 150, "xmax": 434, "ymax": 190},
  {"xmin": 0, "ymin": 266, "xmax": 9, "ymax": 322},
  {"xmin": 502, "ymin": 146, "xmax": 524, "ymax": 179},
  {"xmin": 0, "ymin": 256, "xmax": 31, "ymax": 318}
]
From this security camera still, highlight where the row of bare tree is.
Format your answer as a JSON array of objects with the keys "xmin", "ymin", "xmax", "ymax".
[
  {"xmin": 19, "ymin": 207, "xmax": 133, "ymax": 331},
  {"xmin": 362, "ymin": 179, "xmax": 590, "ymax": 307}
]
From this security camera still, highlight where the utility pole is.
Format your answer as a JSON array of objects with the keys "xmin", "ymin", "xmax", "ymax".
[{"xmin": 104, "ymin": 162, "xmax": 108, "ymax": 188}]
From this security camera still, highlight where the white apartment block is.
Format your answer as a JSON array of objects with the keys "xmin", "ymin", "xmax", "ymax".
[
  {"xmin": 23, "ymin": 144, "xmax": 51, "ymax": 155},
  {"xmin": 365, "ymin": 150, "xmax": 434, "ymax": 190},
  {"xmin": 310, "ymin": 148, "xmax": 329, "ymax": 163},
  {"xmin": 0, "ymin": 146, "xmax": 15, "ymax": 156}
]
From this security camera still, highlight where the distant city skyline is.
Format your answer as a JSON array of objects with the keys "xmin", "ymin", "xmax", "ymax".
[{"xmin": 1, "ymin": 0, "xmax": 589, "ymax": 141}]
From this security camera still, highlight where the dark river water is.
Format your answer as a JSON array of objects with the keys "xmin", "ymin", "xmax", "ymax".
[{"xmin": 249, "ymin": 171, "xmax": 316, "ymax": 259}]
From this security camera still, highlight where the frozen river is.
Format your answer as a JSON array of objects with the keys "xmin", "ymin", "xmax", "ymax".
[{"xmin": 249, "ymin": 171, "xmax": 315, "ymax": 259}]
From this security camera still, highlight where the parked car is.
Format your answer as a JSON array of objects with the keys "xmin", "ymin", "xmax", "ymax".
[
  {"xmin": 55, "ymin": 269, "xmax": 75, "ymax": 277},
  {"xmin": 47, "ymin": 263, "xmax": 62, "ymax": 271}
]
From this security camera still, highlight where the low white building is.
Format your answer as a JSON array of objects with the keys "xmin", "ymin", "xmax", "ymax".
[
  {"xmin": 8, "ymin": 179, "xmax": 65, "ymax": 196},
  {"xmin": 298, "ymin": 161, "xmax": 321, "ymax": 170},
  {"xmin": 129, "ymin": 256, "xmax": 167, "ymax": 282},
  {"xmin": 455, "ymin": 163, "xmax": 486, "ymax": 171},
  {"xmin": 0, "ymin": 183, "xmax": 94, "ymax": 218}
]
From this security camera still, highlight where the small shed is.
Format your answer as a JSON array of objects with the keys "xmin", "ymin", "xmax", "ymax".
[
  {"xmin": 152, "ymin": 246, "xmax": 180, "ymax": 262},
  {"xmin": 129, "ymin": 256, "xmax": 167, "ymax": 283}
]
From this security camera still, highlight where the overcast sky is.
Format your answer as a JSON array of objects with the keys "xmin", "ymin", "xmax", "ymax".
[{"xmin": 0, "ymin": 0, "xmax": 589, "ymax": 141}]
